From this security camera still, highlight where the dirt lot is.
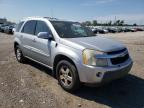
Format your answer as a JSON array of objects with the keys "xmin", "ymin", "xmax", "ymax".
[{"xmin": 0, "ymin": 32, "xmax": 144, "ymax": 108}]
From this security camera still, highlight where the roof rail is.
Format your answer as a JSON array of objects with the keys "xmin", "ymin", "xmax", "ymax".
[
  {"xmin": 44, "ymin": 17, "xmax": 58, "ymax": 20},
  {"xmin": 27, "ymin": 16, "xmax": 43, "ymax": 19},
  {"xmin": 22, "ymin": 16, "xmax": 59, "ymax": 21}
]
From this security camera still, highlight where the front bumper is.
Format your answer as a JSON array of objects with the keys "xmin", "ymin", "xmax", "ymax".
[{"xmin": 77, "ymin": 58, "xmax": 133, "ymax": 84}]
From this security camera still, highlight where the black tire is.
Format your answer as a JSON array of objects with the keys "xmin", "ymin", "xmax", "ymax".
[
  {"xmin": 56, "ymin": 60, "xmax": 80, "ymax": 92},
  {"xmin": 15, "ymin": 45, "xmax": 25, "ymax": 63}
]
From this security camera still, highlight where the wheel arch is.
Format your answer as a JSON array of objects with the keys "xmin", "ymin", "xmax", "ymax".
[
  {"xmin": 14, "ymin": 42, "xmax": 19, "ymax": 52},
  {"xmin": 53, "ymin": 54, "xmax": 78, "ymax": 78}
]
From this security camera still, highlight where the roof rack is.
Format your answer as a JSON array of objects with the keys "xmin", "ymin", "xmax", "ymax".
[
  {"xmin": 44, "ymin": 17, "xmax": 58, "ymax": 21},
  {"xmin": 22, "ymin": 16, "xmax": 59, "ymax": 21},
  {"xmin": 27, "ymin": 16, "xmax": 43, "ymax": 19},
  {"xmin": 21, "ymin": 16, "xmax": 42, "ymax": 20}
]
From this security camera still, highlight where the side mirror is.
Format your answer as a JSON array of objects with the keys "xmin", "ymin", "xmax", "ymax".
[{"xmin": 37, "ymin": 32, "xmax": 53, "ymax": 40}]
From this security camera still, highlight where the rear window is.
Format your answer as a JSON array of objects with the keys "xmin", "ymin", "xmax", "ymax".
[{"xmin": 16, "ymin": 21, "xmax": 24, "ymax": 32}]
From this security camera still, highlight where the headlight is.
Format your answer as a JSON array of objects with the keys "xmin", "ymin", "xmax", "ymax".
[{"xmin": 83, "ymin": 49, "xmax": 108, "ymax": 67}]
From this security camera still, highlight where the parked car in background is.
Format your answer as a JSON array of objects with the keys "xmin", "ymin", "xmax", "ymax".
[
  {"xmin": 135, "ymin": 27, "xmax": 144, "ymax": 31},
  {"xmin": 92, "ymin": 27, "xmax": 108, "ymax": 34},
  {"xmin": 14, "ymin": 17, "xmax": 133, "ymax": 92},
  {"xmin": 12, "ymin": 27, "xmax": 16, "ymax": 34},
  {"xmin": 0, "ymin": 24, "xmax": 4, "ymax": 32},
  {"xmin": 0, "ymin": 24, "xmax": 7, "ymax": 32},
  {"xmin": 9, "ymin": 25, "xmax": 16, "ymax": 34},
  {"xmin": 107, "ymin": 27, "xmax": 117, "ymax": 33},
  {"xmin": 0, "ymin": 24, "xmax": 2, "ymax": 32},
  {"xmin": 128, "ymin": 28, "xmax": 137, "ymax": 32},
  {"xmin": 3, "ymin": 25, "xmax": 9, "ymax": 33},
  {"xmin": 102, "ymin": 27, "xmax": 109, "ymax": 33},
  {"xmin": 116, "ymin": 27, "xmax": 124, "ymax": 33},
  {"xmin": 4, "ymin": 25, "xmax": 15, "ymax": 34},
  {"xmin": 90, "ymin": 26, "xmax": 144, "ymax": 34},
  {"xmin": 91, "ymin": 28, "xmax": 98, "ymax": 34},
  {"xmin": 96, "ymin": 28, "xmax": 106, "ymax": 34}
]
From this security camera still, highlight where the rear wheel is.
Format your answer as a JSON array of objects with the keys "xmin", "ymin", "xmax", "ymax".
[
  {"xmin": 15, "ymin": 45, "xmax": 25, "ymax": 63},
  {"xmin": 56, "ymin": 60, "xmax": 80, "ymax": 92}
]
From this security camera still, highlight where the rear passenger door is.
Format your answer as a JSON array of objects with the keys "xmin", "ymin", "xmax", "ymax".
[
  {"xmin": 20, "ymin": 20, "xmax": 37, "ymax": 57},
  {"xmin": 31, "ymin": 21, "xmax": 52, "ymax": 66}
]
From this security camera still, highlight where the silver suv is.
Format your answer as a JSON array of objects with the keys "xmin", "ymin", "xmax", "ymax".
[{"xmin": 14, "ymin": 17, "xmax": 133, "ymax": 91}]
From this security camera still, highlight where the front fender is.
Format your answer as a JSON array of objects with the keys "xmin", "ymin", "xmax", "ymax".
[
  {"xmin": 14, "ymin": 37, "xmax": 22, "ymax": 46},
  {"xmin": 52, "ymin": 43, "xmax": 82, "ymax": 66}
]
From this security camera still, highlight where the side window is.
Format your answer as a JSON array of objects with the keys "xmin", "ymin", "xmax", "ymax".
[
  {"xmin": 16, "ymin": 21, "xmax": 24, "ymax": 32},
  {"xmin": 21, "ymin": 20, "xmax": 36, "ymax": 35},
  {"xmin": 35, "ymin": 21, "xmax": 50, "ymax": 35}
]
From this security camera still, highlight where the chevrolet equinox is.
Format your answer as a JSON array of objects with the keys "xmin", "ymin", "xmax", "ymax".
[{"xmin": 14, "ymin": 17, "xmax": 133, "ymax": 92}]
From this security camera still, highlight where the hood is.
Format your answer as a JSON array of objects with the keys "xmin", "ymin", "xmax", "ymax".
[{"xmin": 60, "ymin": 36, "xmax": 125, "ymax": 52}]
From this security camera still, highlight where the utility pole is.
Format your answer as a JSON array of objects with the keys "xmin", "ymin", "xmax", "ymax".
[
  {"xmin": 51, "ymin": 9, "xmax": 53, "ymax": 18},
  {"xmin": 114, "ymin": 16, "xmax": 116, "ymax": 26}
]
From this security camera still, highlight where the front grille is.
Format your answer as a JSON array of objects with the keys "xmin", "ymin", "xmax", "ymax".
[
  {"xmin": 107, "ymin": 48, "xmax": 126, "ymax": 55},
  {"xmin": 111, "ymin": 53, "xmax": 129, "ymax": 65}
]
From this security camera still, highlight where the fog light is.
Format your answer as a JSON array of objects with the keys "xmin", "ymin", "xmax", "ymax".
[{"xmin": 96, "ymin": 72, "xmax": 102, "ymax": 77}]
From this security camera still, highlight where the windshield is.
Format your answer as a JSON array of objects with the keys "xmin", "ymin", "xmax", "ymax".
[{"xmin": 51, "ymin": 21, "xmax": 94, "ymax": 38}]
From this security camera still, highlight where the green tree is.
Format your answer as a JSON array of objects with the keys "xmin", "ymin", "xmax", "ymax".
[
  {"xmin": 82, "ymin": 21, "xmax": 92, "ymax": 26},
  {"xmin": 119, "ymin": 20, "xmax": 124, "ymax": 26},
  {"xmin": 108, "ymin": 21, "xmax": 112, "ymax": 26},
  {"xmin": 115, "ymin": 20, "xmax": 120, "ymax": 25},
  {"xmin": 92, "ymin": 20, "xmax": 97, "ymax": 26},
  {"xmin": 133, "ymin": 23, "xmax": 137, "ymax": 26}
]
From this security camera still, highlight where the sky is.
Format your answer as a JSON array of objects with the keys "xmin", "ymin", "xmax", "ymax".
[{"xmin": 0, "ymin": 0, "xmax": 144, "ymax": 24}]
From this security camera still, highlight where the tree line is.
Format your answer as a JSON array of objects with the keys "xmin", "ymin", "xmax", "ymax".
[{"xmin": 82, "ymin": 20, "xmax": 137, "ymax": 26}]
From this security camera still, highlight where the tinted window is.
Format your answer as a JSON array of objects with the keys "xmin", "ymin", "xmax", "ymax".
[
  {"xmin": 16, "ymin": 21, "xmax": 24, "ymax": 32},
  {"xmin": 22, "ymin": 20, "xmax": 36, "ymax": 35},
  {"xmin": 51, "ymin": 21, "xmax": 94, "ymax": 38},
  {"xmin": 35, "ymin": 21, "xmax": 49, "ymax": 35}
]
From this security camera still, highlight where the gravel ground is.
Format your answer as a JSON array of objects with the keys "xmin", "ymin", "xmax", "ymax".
[{"xmin": 0, "ymin": 32, "xmax": 144, "ymax": 108}]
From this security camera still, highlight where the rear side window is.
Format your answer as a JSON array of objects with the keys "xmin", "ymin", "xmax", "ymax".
[
  {"xmin": 35, "ymin": 21, "xmax": 50, "ymax": 35},
  {"xmin": 16, "ymin": 21, "xmax": 24, "ymax": 32},
  {"xmin": 21, "ymin": 20, "xmax": 36, "ymax": 35}
]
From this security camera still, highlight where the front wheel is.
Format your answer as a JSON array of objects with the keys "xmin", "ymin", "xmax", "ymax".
[
  {"xmin": 15, "ymin": 45, "xmax": 25, "ymax": 63},
  {"xmin": 56, "ymin": 60, "xmax": 80, "ymax": 92}
]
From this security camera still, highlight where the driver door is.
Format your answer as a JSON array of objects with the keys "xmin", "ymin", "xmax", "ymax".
[{"xmin": 31, "ymin": 21, "xmax": 52, "ymax": 66}]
